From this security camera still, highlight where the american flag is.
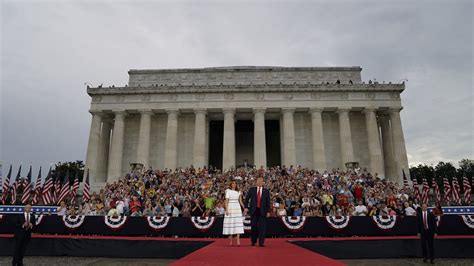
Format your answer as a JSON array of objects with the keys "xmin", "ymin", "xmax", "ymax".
[
  {"xmin": 53, "ymin": 170, "xmax": 61, "ymax": 204},
  {"xmin": 41, "ymin": 167, "xmax": 53, "ymax": 205},
  {"xmin": 412, "ymin": 178, "xmax": 421, "ymax": 202},
  {"xmin": 421, "ymin": 178, "xmax": 430, "ymax": 204},
  {"xmin": 1, "ymin": 165, "xmax": 12, "ymax": 204},
  {"xmin": 443, "ymin": 177, "xmax": 452, "ymax": 204},
  {"xmin": 452, "ymin": 177, "xmax": 461, "ymax": 205},
  {"xmin": 57, "ymin": 169, "xmax": 70, "ymax": 204},
  {"xmin": 70, "ymin": 171, "xmax": 80, "ymax": 205},
  {"xmin": 432, "ymin": 178, "xmax": 441, "ymax": 204},
  {"xmin": 82, "ymin": 169, "xmax": 91, "ymax": 203},
  {"xmin": 11, "ymin": 165, "xmax": 22, "ymax": 204},
  {"xmin": 21, "ymin": 166, "xmax": 32, "ymax": 204},
  {"xmin": 32, "ymin": 167, "xmax": 42, "ymax": 205},
  {"xmin": 463, "ymin": 176, "xmax": 472, "ymax": 205}
]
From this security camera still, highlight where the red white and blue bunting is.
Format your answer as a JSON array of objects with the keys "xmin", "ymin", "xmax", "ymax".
[
  {"xmin": 63, "ymin": 215, "xmax": 86, "ymax": 229},
  {"xmin": 461, "ymin": 215, "xmax": 474, "ymax": 229},
  {"xmin": 146, "ymin": 216, "xmax": 170, "ymax": 231},
  {"xmin": 281, "ymin": 216, "xmax": 307, "ymax": 232},
  {"xmin": 372, "ymin": 215, "xmax": 397, "ymax": 230},
  {"xmin": 35, "ymin": 214, "xmax": 44, "ymax": 226},
  {"xmin": 325, "ymin": 216, "xmax": 351, "ymax": 230},
  {"xmin": 190, "ymin": 216, "xmax": 215, "ymax": 231},
  {"xmin": 104, "ymin": 216, "xmax": 128, "ymax": 230},
  {"xmin": 243, "ymin": 215, "xmax": 251, "ymax": 232}
]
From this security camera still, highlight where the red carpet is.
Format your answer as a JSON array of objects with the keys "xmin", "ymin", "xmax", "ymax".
[{"xmin": 170, "ymin": 238, "xmax": 345, "ymax": 266}]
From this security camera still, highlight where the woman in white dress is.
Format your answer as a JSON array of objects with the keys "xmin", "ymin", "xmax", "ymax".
[{"xmin": 223, "ymin": 180, "xmax": 245, "ymax": 246}]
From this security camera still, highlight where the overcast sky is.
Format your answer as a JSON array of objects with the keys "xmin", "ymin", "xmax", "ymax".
[{"xmin": 1, "ymin": 0, "xmax": 473, "ymax": 178}]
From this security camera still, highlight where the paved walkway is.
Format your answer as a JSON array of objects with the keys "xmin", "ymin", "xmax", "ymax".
[{"xmin": 1, "ymin": 257, "xmax": 473, "ymax": 266}]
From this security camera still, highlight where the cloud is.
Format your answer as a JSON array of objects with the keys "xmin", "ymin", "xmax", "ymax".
[{"xmin": 1, "ymin": 0, "xmax": 472, "ymax": 178}]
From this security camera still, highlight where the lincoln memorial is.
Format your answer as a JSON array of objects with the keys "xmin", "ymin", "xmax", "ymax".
[{"xmin": 84, "ymin": 66, "xmax": 409, "ymax": 190}]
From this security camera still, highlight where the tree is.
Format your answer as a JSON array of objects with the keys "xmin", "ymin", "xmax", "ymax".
[
  {"xmin": 458, "ymin": 159, "xmax": 473, "ymax": 178},
  {"xmin": 409, "ymin": 164, "xmax": 435, "ymax": 183},
  {"xmin": 51, "ymin": 161, "xmax": 85, "ymax": 184},
  {"xmin": 434, "ymin": 161, "xmax": 457, "ymax": 179}
]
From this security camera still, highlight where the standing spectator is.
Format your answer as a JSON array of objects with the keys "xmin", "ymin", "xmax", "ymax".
[
  {"xmin": 155, "ymin": 201, "xmax": 166, "ymax": 216},
  {"xmin": 57, "ymin": 201, "xmax": 67, "ymax": 216},
  {"xmin": 404, "ymin": 201, "xmax": 417, "ymax": 216},
  {"xmin": 172, "ymin": 202, "xmax": 180, "ymax": 217},
  {"xmin": 116, "ymin": 198, "xmax": 125, "ymax": 215},
  {"xmin": 277, "ymin": 203, "xmax": 287, "ymax": 217},
  {"xmin": 417, "ymin": 203, "xmax": 437, "ymax": 264},
  {"xmin": 143, "ymin": 202, "xmax": 156, "ymax": 216},
  {"xmin": 353, "ymin": 200, "xmax": 368, "ymax": 216},
  {"xmin": 204, "ymin": 192, "xmax": 216, "ymax": 216},
  {"xmin": 164, "ymin": 199, "xmax": 172, "ymax": 216},
  {"xmin": 12, "ymin": 204, "xmax": 35, "ymax": 266},
  {"xmin": 129, "ymin": 196, "xmax": 142, "ymax": 216},
  {"xmin": 353, "ymin": 182, "xmax": 364, "ymax": 203},
  {"xmin": 214, "ymin": 201, "xmax": 225, "ymax": 217},
  {"xmin": 293, "ymin": 203, "xmax": 303, "ymax": 216},
  {"xmin": 191, "ymin": 198, "xmax": 204, "ymax": 217}
]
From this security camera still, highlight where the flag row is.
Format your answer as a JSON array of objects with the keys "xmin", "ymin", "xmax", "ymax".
[
  {"xmin": 0, "ymin": 165, "xmax": 91, "ymax": 206},
  {"xmin": 409, "ymin": 176, "xmax": 472, "ymax": 205}
]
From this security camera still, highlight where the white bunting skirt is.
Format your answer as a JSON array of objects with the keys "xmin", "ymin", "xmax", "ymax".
[{"xmin": 223, "ymin": 190, "xmax": 244, "ymax": 235}]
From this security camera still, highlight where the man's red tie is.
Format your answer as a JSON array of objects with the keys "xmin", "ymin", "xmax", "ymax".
[{"xmin": 257, "ymin": 188, "xmax": 261, "ymax": 208}]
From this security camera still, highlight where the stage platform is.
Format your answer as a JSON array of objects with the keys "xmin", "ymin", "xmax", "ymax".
[{"xmin": 0, "ymin": 234, "xmax": 473, "ymax": 265}]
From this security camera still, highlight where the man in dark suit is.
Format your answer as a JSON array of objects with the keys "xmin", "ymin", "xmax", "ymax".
[
  {"xmin": 244, "ymin": 176, "xmax": 271, "ymax": 247},
  {"xmin": 417, "ymin": 203, "xmax": 436, "ymax": 264},
  {"xmin": 12, "ymin": 204, "xmax": 36, "ymax": 266}
]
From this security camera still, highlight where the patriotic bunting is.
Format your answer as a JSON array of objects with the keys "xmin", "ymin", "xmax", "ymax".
[
  {"xmin": 190, "ymin": 216, "xmax": 215, "ymax": 231},
  {"xmin": 146, "ymin": 216, "xmax": 170, "ymax": 231}
]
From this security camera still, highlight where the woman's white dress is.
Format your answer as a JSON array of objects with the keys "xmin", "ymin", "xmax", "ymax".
[{"xmin": 223, "ymin": 189, "xmax": 244, "ymax": 235}]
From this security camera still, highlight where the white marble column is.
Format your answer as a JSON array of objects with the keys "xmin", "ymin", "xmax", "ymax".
[
  {"xmin": 222, "ymin": 108, "xmax": 236, "ymax": 171},
  {"xmin": 164, "ymin": 109, "xmax": 179, "ymax": 170},
  {"xmin": 389, "ymin": 107, "xmax": 410, "ymax": 183},
  {"xmin": 282, "ymin": 108, "xmax": 296, "ymax": 167},
  {"xmin": 253, "ymin": 108, "xmax": 267, "ymax": 169},
  {"xmin": 364, "ymin": 107, "xmax": 385, "ymax": 177},
  {"xmin": 84, "ymin": 111, "xmax": 102, "ymax": 184},
  {"xmin": 96, "ymin": 118, "xmax": 112, "ymax": 183},
  {"xmin": 107, "ymin": 110, "xmax": 126, "ymax": 182},
  {"xmin": 309, "ymin": 108, "xmax": 326, "ymax": 170},
  {"xmin": 205, "ymin": 117, "xmax": 210, "ymax": 166},
  {"xmin": 193, "ymin": 109, "xmax": 207, "ymax": 168},
  {"xmin": 136, "ymin": 109, "xmax": 153, "ymax": 168},
  {"xmin": 337, "ymin": 108, "xmax": 355, "ymax": 167},
  {"xmin": 380, "ymin": 114, "xmax": 396, "ymax": 180}
]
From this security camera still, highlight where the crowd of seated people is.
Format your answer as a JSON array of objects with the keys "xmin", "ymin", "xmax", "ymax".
[{"xmin": 57, "ymin": 165, "xmax": 427, "ymax": 217}]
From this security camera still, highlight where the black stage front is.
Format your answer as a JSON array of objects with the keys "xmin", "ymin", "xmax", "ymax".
[
  {"xmin": 0, "ymin": 215, "xmax": 472, "ymax": 237},
  {"xmin": 0, "ymin": 235, "xmax": 212, "ymax": 259},
  {"xmin": 290, "ymin": 236, "xmax": 474, "ymax": 259},
  {"xmin": 0, "ymin": 234, "xmax": 473, "ymax": 259}
]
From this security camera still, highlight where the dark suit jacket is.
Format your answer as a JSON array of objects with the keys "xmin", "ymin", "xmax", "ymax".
[
  {"xmin": 244, "ymin": 187, "xmax": 271, "ymax": 216},
  {"xmin": 417, "ymin": 210, "xmax": 437, "ymax": 234},
  {"xmin": 14, "ymin": 213, "xmax": 36, "ymax": 239}
]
